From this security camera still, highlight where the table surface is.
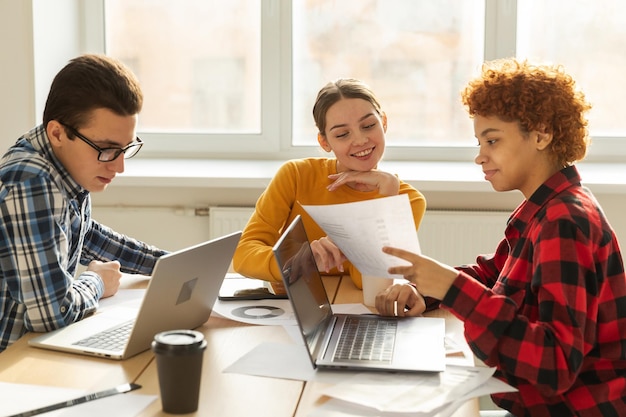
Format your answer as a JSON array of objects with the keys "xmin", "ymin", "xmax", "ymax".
[{"xmin": 0, "ymin": 274, "xmax": 479, "ymax": 417}]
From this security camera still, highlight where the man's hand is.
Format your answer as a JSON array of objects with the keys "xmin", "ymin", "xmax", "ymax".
[{"xmin": 87, "ymin": 260, "xmax": 122, "ymax": 298}]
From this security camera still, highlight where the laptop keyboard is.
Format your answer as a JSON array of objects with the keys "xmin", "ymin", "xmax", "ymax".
[
  {"xmin": 333, "ymin": 316, "xmax": 396, "ymax": 363},
  {"xmin": 72, "ymin": 320, "xmax": 134, "ymax": 351}
]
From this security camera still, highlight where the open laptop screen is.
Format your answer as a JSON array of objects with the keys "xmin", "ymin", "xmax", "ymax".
[{"xmin": 273, "ymin": 215, "xmax": 334, "ymax": 364}]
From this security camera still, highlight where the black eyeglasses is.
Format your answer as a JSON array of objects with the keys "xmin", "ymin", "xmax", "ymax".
[{"xmin": 60, "ymin": 123, "xmax": 143, "ymax": 162}]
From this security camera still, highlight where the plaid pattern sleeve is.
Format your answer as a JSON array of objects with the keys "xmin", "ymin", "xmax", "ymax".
[
  {"xmin": 0, "ymin": 127, "xmax": 167, "ymax": 352},
  {"xmin": 81, "ymin": 217, "xmax": 167, "ymax": 276},
  {"xmin": 441, "ymin": 166, "xmax": 626, "ymax": 417},
  {"xmin": 0, "ymin": 171, "xmax": 104, "ymax": 351}
]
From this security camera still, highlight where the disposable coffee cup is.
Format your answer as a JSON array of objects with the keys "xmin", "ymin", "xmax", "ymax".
[
  {"xmin": 362, "ymin": 275, "xmax": 393, "ymax": 307},
  {"xmin": 151, "ymin": 329, "xmax": 207, "ymax": 414}
]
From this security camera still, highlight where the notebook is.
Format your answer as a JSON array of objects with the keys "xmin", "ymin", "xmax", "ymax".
[
  {"xmin": 29, "ymin": 231, "xmax": 241, "ymax": 360},
  {"xmin": 272, "ymin": 215, "xmax": 445, "ymax": 373}
]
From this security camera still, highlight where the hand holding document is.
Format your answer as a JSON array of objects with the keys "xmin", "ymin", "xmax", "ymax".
[{"xmin": 302, "ymin": 194, "xmax": 420, "ymax": 278}]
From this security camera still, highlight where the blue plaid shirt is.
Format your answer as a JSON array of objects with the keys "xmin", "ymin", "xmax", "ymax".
[{"xmin": 0, "ymin": 125, "xmax": 167, "ymax": 352}]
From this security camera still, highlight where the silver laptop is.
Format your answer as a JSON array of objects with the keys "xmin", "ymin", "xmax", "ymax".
[
  {"xmin": 29, "ymin": 231, "xmax": 241, "ymax": 360},
  {"xmin": 273, "ymin": 215, "xmax": 445, "ymax": 373}
]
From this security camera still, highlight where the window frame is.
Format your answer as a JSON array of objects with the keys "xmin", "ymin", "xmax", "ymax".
[{"xmin": 80, "ymin": 0, "xmax": 624, "ymax": 163}]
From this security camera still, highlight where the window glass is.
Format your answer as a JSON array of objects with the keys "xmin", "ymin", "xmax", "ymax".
[
  {"xmin": 291, "ymin": 0, "xmax": 485, "ymax": 146},
  {"xmin": 100, "ymin": 0, "xmax": 625, "ymax": 157},
  {"xmin": 104, "ymin": 0, "xmax": 261, "ymax": 134},
  {"xmin": 517, "ymin": 0, "xmax": 626, "ymax": 136}
]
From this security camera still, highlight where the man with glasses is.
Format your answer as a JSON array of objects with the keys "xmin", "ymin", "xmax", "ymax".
[{"xmin": 0, "ymin": 54, "xmax": 168, "ymax": 352}]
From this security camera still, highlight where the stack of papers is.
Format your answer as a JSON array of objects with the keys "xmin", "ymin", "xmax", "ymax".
[
  {"xmin": 225, "ymin": 339, "xmax": 516, "ymax": 417},
  {"xmin": 311, "ymin": 366, "xmax": 516, "ymax": 417}
]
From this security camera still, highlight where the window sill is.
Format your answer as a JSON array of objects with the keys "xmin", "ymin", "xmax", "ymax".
[{"xmin": 117, "ymin": 159, "xmax": 626, "ymax": 195}]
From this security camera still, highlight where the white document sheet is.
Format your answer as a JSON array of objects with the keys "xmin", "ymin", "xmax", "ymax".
[
  {"xmin": 0, "ymin": 382, "xmax": 156, "ymax": 417},
  {"xmin": 97, "ymin": 288, "xmax": 145, "ymax": 311},
  {"xmin": 311, "ymin": 376, "xmax": 517, "ymax": 417},
  {"xmin": 302, "ymin": 194, "xmax": 421, "ymax": 278},
  {"xmin": 319, "ymin": 365, "xmax": 497, "ymax": 414},
  {"xmin": 223, "ymin": 341, "xmax": 317, "ymax": 381},
  {"xmin": 212, "ymin": 298, "xmax": 372, "ymax": 327},
  {"xmin": 224, "ymin": 341, "xmax": 514, "ymax": 417},
  {"xmin": 212, "ymin": 298, "xmax": 298, "ymax": 325}
]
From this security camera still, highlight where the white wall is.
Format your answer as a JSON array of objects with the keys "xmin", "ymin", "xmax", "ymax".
[
  {"xmin": 0, "ymin": 0, "xmax": 82, "ymax": 150},
  {"xmin": 90, "ymin": 183, "xmax": 626, "ymax": 258},
  {"xmin": 31, "ymin": 0, "xmax": 84, "ymax": 121},
  {"xmin": 93, "ymin": 205, "xmax": 212, "ymax": 252},
  {"xmin": 0, "ymin": 0, "xmax": 36, "ymax": 150}
]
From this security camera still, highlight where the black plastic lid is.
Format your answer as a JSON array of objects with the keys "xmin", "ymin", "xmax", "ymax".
[{"xmin": 151, "ymin": 329, "xmax": 207, "ymax": 354}]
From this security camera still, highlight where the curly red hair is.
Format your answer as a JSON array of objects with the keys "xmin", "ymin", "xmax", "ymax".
[{"xmin": 461, "ymin": 58, "xmax": 592, "ymax": 166}]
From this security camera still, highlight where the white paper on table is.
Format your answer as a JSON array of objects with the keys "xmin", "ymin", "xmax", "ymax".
[
  {"xmin": 0, "ymin": 382, "xmax": 156, "ymax": 417},
  {"xmin": 223, "ymin": 342, "xmax": 515, "ymax": 417},
  {"xmin": 222, "ymin": 341, "xmax": 317, "ymax": 381},
  {"xmin": 311, "ymin": 375, "xmax": 518, "ymax": 417},
  {"xmin": 222, "ymin": 303, "xmax": 374, "ymax": 379},
  {"xmin": 319, "ymin": 365, "xmax": 496, "ymax": 414},
  {"xmin": 222, "ymin": 336, "xmax": 495, "ymax": 408},
  {"xmin": 443, "ymin": 331, "xmax": 475, "ymax": 367},
  {"xmin": 431, "ymin": 376, "xmax": 518, "ymax": 417},
  {"xmin": 212, "ymin": 298, "xmax": 298, "ymax": 325},
  {"xmin": 302, "ymin": 194, "xmax": 420, "ymax": 278},
  {"xmin": 212, "ymin": 296, "xmax": 372, "ymax": 327},
  {"xmin": 331, "ymin": 303, "xmax": 373, "ymax": 315},
  {"xmin": 223, "ymin": 302, "xmax": 463, "ymax": 383},
  {"xmin": 310, "ymin": 397, "xmax": 443, "ymax": 417},
  {"xmin": 97, "ymin": 288, "xmax": 145, "ymax": 311}
]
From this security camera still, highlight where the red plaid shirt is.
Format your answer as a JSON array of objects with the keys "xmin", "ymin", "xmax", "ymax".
[{"xmin": 442, "ymin": 166, "xmax": 626, "ymax": 417}]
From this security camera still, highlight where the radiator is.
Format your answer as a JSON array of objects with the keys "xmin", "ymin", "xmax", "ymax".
[
  {"xmin": 209, "ymin": 207, "xmax": 510, "ymax": 266},
  {"xmin": 209, "ymin": 207, "xmax": 256, "ymax": 240},
  {"xmin": 417, "ymin": 210, "xmax": 509, "ymax": 265}
]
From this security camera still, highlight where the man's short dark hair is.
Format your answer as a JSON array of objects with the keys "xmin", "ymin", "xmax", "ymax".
[{"xmin": 43, "ymin": 54, "xmax": 143, "ymax": 129}]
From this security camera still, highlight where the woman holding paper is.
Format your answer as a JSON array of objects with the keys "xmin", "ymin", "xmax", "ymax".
[
  {"xmin": 379, "ymin": 59, "xmax": 626, "ymax": 417},
  {"xmin": 232, "ymin": 78, "xmax": 426, "ymax": 293}
]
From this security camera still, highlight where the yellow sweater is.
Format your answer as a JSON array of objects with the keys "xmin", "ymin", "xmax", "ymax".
[{"xmin": 232, "ymin": 158, "xmax": 427, "ymax": 289}]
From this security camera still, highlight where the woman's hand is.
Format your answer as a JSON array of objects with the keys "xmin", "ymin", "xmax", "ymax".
[
  {"xmin": 310, "ymin": 236, "xmax": 347, "ymax": 273},
  {"xmin": 327, "ymin": 170, "xmax": 400, "ymax": 196},
  {"xmin": 383, "ymin": 247, "xmax": 458, "ymax": 300},
  {"xmin": 284, "ymin": 242, "xmax": 321, "ymax": 285},
  {"xmin": 375, "ymin": 283, "xmax": 426, "ymax": 317}
]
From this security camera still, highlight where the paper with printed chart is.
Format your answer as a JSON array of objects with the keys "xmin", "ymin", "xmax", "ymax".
[{"xmin": 302, "ymin": 194, "xmax": 421, "ymax": 278}]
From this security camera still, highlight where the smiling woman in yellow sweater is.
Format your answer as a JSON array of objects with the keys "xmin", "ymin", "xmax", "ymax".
[{"xmin": 232, "ymin": 78, "xmax": 426, "ymax": 292}]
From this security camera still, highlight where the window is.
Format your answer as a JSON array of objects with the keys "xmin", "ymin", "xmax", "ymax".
[
  {"xmin": 517, "ymin": 0, "xmax": 626, "ymax": 137},
  {"xmin": 105, "ymin": 1, "xmax": 260, "ymax": 135},
  {"xmin": 291, "ymin": 0, "xmax": 484, "ymax": 147},
  {"xmin": 88, "ymin": 0, "xmax": 626, "ymax": 161}
]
